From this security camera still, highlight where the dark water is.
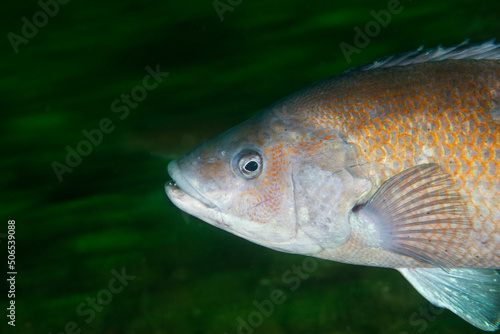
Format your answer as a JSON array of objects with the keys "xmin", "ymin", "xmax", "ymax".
[{"xmin": 2, "ymin": 0, "xmax": 499, "ymax": 333}]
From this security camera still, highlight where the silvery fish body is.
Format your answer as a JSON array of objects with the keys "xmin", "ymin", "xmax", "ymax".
[{"xmin": 166, "ymin": 41, "xmax": 500, "ymax": 331}]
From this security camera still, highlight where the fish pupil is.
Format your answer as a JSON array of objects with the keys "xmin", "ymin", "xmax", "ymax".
[
  {"xmin": 234, "ymin": 150, "xmax": 262, "ymax": 179},
  {"xmin": 245, "ymin": 160, "xmax": 259, "ymax": 172}
]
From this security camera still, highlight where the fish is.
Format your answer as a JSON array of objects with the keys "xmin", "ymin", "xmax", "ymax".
[{"xmin": 165, "ymin": 40, "xmax": 500, "ymax": 331}]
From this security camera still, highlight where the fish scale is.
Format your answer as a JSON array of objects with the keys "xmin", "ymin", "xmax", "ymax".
[{"xmin": 278, "ymin": 60, "xmax": 500, "ymax": 268}]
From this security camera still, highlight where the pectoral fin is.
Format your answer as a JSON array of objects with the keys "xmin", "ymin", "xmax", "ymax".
[
  {"xmin": 349, "ymin": 164, "xmax": 471, "ymax": 267},
  {"xmin": 399, "ymin": 267, "xmax": 500, "ymax": 331}
]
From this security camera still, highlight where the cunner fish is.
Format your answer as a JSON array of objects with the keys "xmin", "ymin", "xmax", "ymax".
[{"xmin": 165, "ymin": 41, "xmax": 500, "ymax": 331}]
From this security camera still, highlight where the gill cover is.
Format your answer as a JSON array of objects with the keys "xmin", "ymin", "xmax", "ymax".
[{"xmin": 291, "ymin": 136, "xmax": 371, "ymax": 250}]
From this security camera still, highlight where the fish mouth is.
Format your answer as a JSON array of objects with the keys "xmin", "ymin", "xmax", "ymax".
[
  {"xmin": 165, "ymin": 160, "xmax": 233, "ymax": 231},
  {"xmin": 165, "ymin": 160, "xmax": 217, "ymax": 210},
  {"xmin": 165, "ymin": 160, "xmax": 321, "ymax": 254}
]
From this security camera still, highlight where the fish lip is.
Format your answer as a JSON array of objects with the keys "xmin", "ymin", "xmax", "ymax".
[{"xmin": 165, "ymin": 160, "xmax": 217, "ymax": 209}]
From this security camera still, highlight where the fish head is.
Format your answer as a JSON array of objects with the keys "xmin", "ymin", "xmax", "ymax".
[{"xmin": 166, "ymin": 104, "xmax": 371, "ymax": 256}]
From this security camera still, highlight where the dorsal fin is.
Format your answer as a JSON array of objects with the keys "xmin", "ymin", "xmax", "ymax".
[{"xmin": 352, "ymin": 40, "xmax": 500, "ymax": 71}]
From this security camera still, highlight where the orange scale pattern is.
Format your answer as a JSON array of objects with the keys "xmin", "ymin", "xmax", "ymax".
[
  {"xmin": 281, "ymin": 59, "xmax": 500, "ymax": 268},
  {"xmin": 245, "ymin": 144, "xmax": 286, "ymax": 223}
]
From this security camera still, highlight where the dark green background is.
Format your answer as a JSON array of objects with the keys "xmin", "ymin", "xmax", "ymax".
[{"xmin": 2, "ymin": 0, "xmax": 499, "ymax": 333}]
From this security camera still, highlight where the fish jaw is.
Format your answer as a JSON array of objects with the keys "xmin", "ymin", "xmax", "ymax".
[
  {"xmin": 165, "ymin": 159, "xmax": 324, "ymax": 255},
  {"xmin": 165, "ymin": 180, "xmax": 224, "ymax": 227},
  {"xmin": 165, "ymin": 159, "xmax": 227, "ymax": 230},
  {"xmin": 166, "ymin": 159, "xmax": 217, "ymax": 209},
  {"xmin": 165, "ymin": 177, "xmax": 323, "ymax": 255}
]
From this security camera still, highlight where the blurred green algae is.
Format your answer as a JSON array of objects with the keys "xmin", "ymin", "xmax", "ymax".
[{"xmin": 2, "ymin": 0, "xmax": 500, "ymax": 333}]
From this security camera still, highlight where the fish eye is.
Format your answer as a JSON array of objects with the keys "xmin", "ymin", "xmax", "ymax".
[{"xmin": 234, "ymin": 150, "xmax": 262, "ymax": 179}]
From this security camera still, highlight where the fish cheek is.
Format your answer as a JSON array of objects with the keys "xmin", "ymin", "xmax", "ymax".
[{"xmin": 237, "ymin": 144, "xmax": 290, "ymax": 225}]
